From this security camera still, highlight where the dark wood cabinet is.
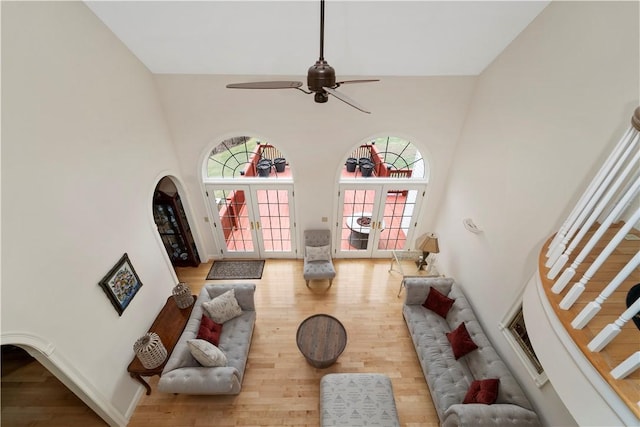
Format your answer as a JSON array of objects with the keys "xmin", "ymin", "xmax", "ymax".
[{"xmin": 153, "ymin": 191, "xmax": 200, "ymax": 267}]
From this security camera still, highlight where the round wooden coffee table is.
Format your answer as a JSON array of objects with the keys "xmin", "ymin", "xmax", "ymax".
[{"xmin": 296, "ymin": 314, "xmax": 347, "ymax": 368}]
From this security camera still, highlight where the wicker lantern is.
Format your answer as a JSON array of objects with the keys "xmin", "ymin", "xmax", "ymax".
[
  {"xmin": 133, "ymin": 332, "xmax": 167, "ymax": 369},
  {"xmin": 172, "ymin": 282, "xmax": 193, "ymax": 309}
]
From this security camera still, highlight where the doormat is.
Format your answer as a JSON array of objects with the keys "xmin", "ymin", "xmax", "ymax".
[{"xmin": 206, "ymin": 260, "xmax": 265, "ymax": 280}]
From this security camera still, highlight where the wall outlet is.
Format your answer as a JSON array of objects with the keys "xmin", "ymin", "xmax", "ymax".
[
  {"xmin": 204, "ymin": 217, "xmax": 209, "ymax": 222},
  {"xmin": 321, "ymin": 216, "xmax": 328, "ymax": 222}
]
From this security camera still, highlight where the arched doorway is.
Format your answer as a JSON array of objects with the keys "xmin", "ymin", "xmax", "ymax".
[
  {"xmin": 153, "ymin": 177, "xmax": 201, "ymax": 268},
  {"xmin": 203, "ymin": 136, "xmax": 296, "ymax": 259},
  {"xmin": 0, "ymin": 332, "xmax": 119, "ymax": 426},
  {"xmin": 336, "ymin": 136, "xmax": 429, "ymax": 257}
]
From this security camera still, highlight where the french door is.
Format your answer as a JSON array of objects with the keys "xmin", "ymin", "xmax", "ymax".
[
  {"xmin": 206, "ymin": 183, "xmax": 296, "ymax": 258},
  {"xmin": 337, "ymin": 184, "xmax": 425, "ymax": 258}
]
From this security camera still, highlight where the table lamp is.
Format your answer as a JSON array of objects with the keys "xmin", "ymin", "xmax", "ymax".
[{"xmin": 416, "ymin": 233, "xmax": 439, "ymax": 271}]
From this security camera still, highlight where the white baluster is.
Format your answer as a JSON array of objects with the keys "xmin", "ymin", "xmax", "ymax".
[
  {"xmin": 546, "ymin": 127, "xmax": 636, "ymax": 257},
  {"xmin": 611, "ymin": 351, "xmax": 640, "ymax": 380},
  {"xmin": 548, "ymin": 148, "xmax": 640, "ymax": 279},
  {"xmin": 559, "ymin": 251, "xmax": 640, "ymax": 310},
  {"xmin": 571, "ymin": 251, "xmax": 640, "ymax": 328},
  {"xmin": 599, "ymin": 171, "xmax": 640, "ymax": 223},
  {"xmin": 550, "ymin": 183, "xmax": 640, "ymax": 293},
  {"xmin": 588, "ymin": 298, "xmax": 640, "ymax": 352},
  {"xmin": 546, "ymin": 134, "xmax": 639, "ymax": 268}
]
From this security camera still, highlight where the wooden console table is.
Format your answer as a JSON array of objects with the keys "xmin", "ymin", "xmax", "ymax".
[{"xmin": 127, "ymin": 295, "xmax": 195, "ymax": 395}]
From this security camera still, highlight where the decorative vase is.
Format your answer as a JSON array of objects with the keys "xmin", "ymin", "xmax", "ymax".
[
  {"xmin": 172, "ymin": 282, "xmax": 193, "ymax": 309},
  {"xmin": 133, "ymin": 332, "xmax": 167, "ymax": 369}
]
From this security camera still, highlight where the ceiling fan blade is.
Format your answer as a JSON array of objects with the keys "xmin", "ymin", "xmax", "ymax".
[
  {"xmin": 226, "ymin": 81, "xmax": 303, "ymax": 89},
  {"xmin": 335, "ymin": 79, "xmax": 380, "ymax": 85},
  {"xmin": 323, "ymin": 87, "xmax": 371, "ymax": 114}
]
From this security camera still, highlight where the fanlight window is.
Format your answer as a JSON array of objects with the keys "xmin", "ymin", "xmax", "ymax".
[
  {"xmin": 207, "ymin": 136, "xmax": 289, "ymax": 179},
  {"xmin": 342, "ymin": 137, "xmax": 426, "ymax": 180}
]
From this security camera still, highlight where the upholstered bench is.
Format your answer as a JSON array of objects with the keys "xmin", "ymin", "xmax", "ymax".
[{"xmin": 320, "ymin": 373, "xmax": 400, "ymax": 427}]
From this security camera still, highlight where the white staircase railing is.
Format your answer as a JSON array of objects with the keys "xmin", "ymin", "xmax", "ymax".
[
  {"xmin": 551, "ymin": 186, "xmax": 640, "ymax": 293},
  {"xmin": 539, "ymin": 106, "xmax": 640, "ymax": 423},
  {"xmin": 545, "ymin": 124, "xmax": 639, "ymax": 261}
]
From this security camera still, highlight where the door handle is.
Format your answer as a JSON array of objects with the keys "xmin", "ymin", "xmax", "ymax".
[
  {"xmin": 256, "ymin": 222, "xmax": 261, "ymax": 230},
  {"xmin": 250, "ymin": 222, "xmax": 254, "ymax": 230}
]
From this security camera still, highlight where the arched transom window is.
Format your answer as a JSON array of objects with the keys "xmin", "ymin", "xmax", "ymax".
[
  {"xmin": 207, "ymin": 136, "xmax": 290, "ymax": 179},
  {"xmin": 342, "ymin": 136, "xmax": 426, "ymax": 180}
]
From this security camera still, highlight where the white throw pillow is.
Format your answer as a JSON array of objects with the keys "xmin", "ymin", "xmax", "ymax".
[
  {"xmin": 187, "ymin": 339, "xmax": 227, "ymax": 367},
  {"xmin": 306, "ymin": 245, "xmax": 330, "ymax": 261},
  {"xmin": 202, "ymin": 289, "xmax": 243, "ymax": 324}
]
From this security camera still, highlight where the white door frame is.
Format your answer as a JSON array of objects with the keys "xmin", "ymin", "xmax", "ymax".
[
  {"xmin": 204, "ymin": 181, "xmax": 296, "ymax": 259},
  {"xmin": 336, "ymin": 181, "xmax": 426, "ymax": 258}
]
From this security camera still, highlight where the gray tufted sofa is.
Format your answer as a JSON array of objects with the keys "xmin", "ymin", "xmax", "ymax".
[
  {"xmin": 402, "ymin": 277, "xmax": 541, "ymax": 427},
  {"xmin": 157, "ymin": 283, "xmax": 256, "ymax": 395}
]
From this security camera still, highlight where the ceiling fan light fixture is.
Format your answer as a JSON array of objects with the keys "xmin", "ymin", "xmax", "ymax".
[
  {"xmin": 314, "ymin": 92, "xmax": 329, "ymax": 103},
  {"xmin": 307, "ymin": 60, "xmax": 336, "ymax": 93}
]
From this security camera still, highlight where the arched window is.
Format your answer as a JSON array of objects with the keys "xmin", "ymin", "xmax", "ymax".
[
  {"xmin": 342, "ymin": 137, "xmax": 426, "ymax": 180},
  {"xmin": 203, "ymin": 135, "xmax": 295, "ymax": 259},
  {"xmin": 206, "ymin": 136, "xmax": 289, "ymax": 179},
  {"xmin": 337, "ymin": 136, "xmax": 428, "ymax": 256}
]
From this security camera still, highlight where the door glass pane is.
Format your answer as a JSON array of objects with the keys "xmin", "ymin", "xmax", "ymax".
[
  {"xmin": 215, "ymin": 189, "xmax": 253, "ymax": 252},
  {"xmin": 340, "ymin": 189, "xmax": 377, "ymax": 251},
  {"xmin": 255, "ymin": 189, "xmax": 292, "ymax": 253},
  {"xmin": 378, "ymin": 189, "xmax": 418, "ymax": 250}
]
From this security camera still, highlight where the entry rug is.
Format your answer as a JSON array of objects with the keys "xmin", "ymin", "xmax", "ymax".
[{"xmin": 206, "ymin": 260, "xmax": 265, "ymax": 280}]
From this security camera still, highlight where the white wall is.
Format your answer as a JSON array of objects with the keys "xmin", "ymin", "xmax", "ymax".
[
  {"xmin": 432, "ymin": 2, "xmax": 639, "ymax": 426},
  {"xmin": 1, "ymin": 2, "xmax": 181, "ymax": 424},
  {"xmin": 155, "ymin": 75, "xmax": 477, "ymax": 259}
]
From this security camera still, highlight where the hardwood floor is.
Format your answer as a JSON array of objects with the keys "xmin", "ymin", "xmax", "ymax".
[
  {"xmin": 1, "ymin": 258, "xmax": 439, "ymax": 426},
  {"xmin": 129, "ymin": 258, "xmax": 438, "ymax": 426},
  {"xmin": 1, "ymin": 346, "xmax": 106, "ymax": 426}
]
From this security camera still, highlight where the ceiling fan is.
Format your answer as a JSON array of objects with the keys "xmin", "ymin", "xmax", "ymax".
[{"xmin": 226, "ymin": 0, "xmax": 379, "ymax": 114}]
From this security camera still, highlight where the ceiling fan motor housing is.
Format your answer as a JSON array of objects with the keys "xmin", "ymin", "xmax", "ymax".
[{"xmin": 307, "ymin": 60, "xmax": 336, "ymax": 94}]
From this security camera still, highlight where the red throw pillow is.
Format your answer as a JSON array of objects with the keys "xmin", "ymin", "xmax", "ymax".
[
  {"xmin": 463, "ymin": 379, "xmax": 500, "ymax": 404},
  {"xmin": 422, "ymin": 287, "xmax": 455, "ymax": 318},
  {"xmin": 197, "ymin": 315, "xmax": 223, "ymax": 346},
  {"xmin": 446, "ymin": 322, "xmax": 478, "ymax": 359}
]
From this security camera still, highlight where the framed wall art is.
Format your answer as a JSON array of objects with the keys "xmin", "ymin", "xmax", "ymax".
[
  {"xmin": 500, "ymin": 301, "xmax": 548, "ymax": 387},
  {"xmin": 98, "ymin": 253, "xmax": 143, "ymax": 316}
]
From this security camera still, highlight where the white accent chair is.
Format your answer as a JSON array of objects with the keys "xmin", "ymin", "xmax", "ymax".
[{"xmin": 303, "ymin": 230, "xmax": 336, "ymax": 288}]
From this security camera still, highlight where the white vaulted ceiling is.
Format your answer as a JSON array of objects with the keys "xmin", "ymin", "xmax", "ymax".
[{"xmin": 85, "ymin": 1, "xmax": 549, "ymax": 77}]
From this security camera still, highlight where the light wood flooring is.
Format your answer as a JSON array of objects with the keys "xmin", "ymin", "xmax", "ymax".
[
  {"xmin": 1, "ymin": 345, "xmax": 106, "ymax": 426},
  {"xmin": 2, "ymin": 258, "xmax": 439, "ymax": 426}
]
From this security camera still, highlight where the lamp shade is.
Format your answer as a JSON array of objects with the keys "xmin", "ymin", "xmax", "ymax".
[{"xmin": 416, "ymin": 234, "xmax": 440, "ymax": 254}]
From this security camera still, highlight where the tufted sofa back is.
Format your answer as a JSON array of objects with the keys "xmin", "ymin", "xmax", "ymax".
[
  {"xmin": 403, "ymin": 277, "xmax": 534, "ymax": 412},
  {"xmin": 206, "ymin": 283, "xmax": 256, "ymax": 311}
]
